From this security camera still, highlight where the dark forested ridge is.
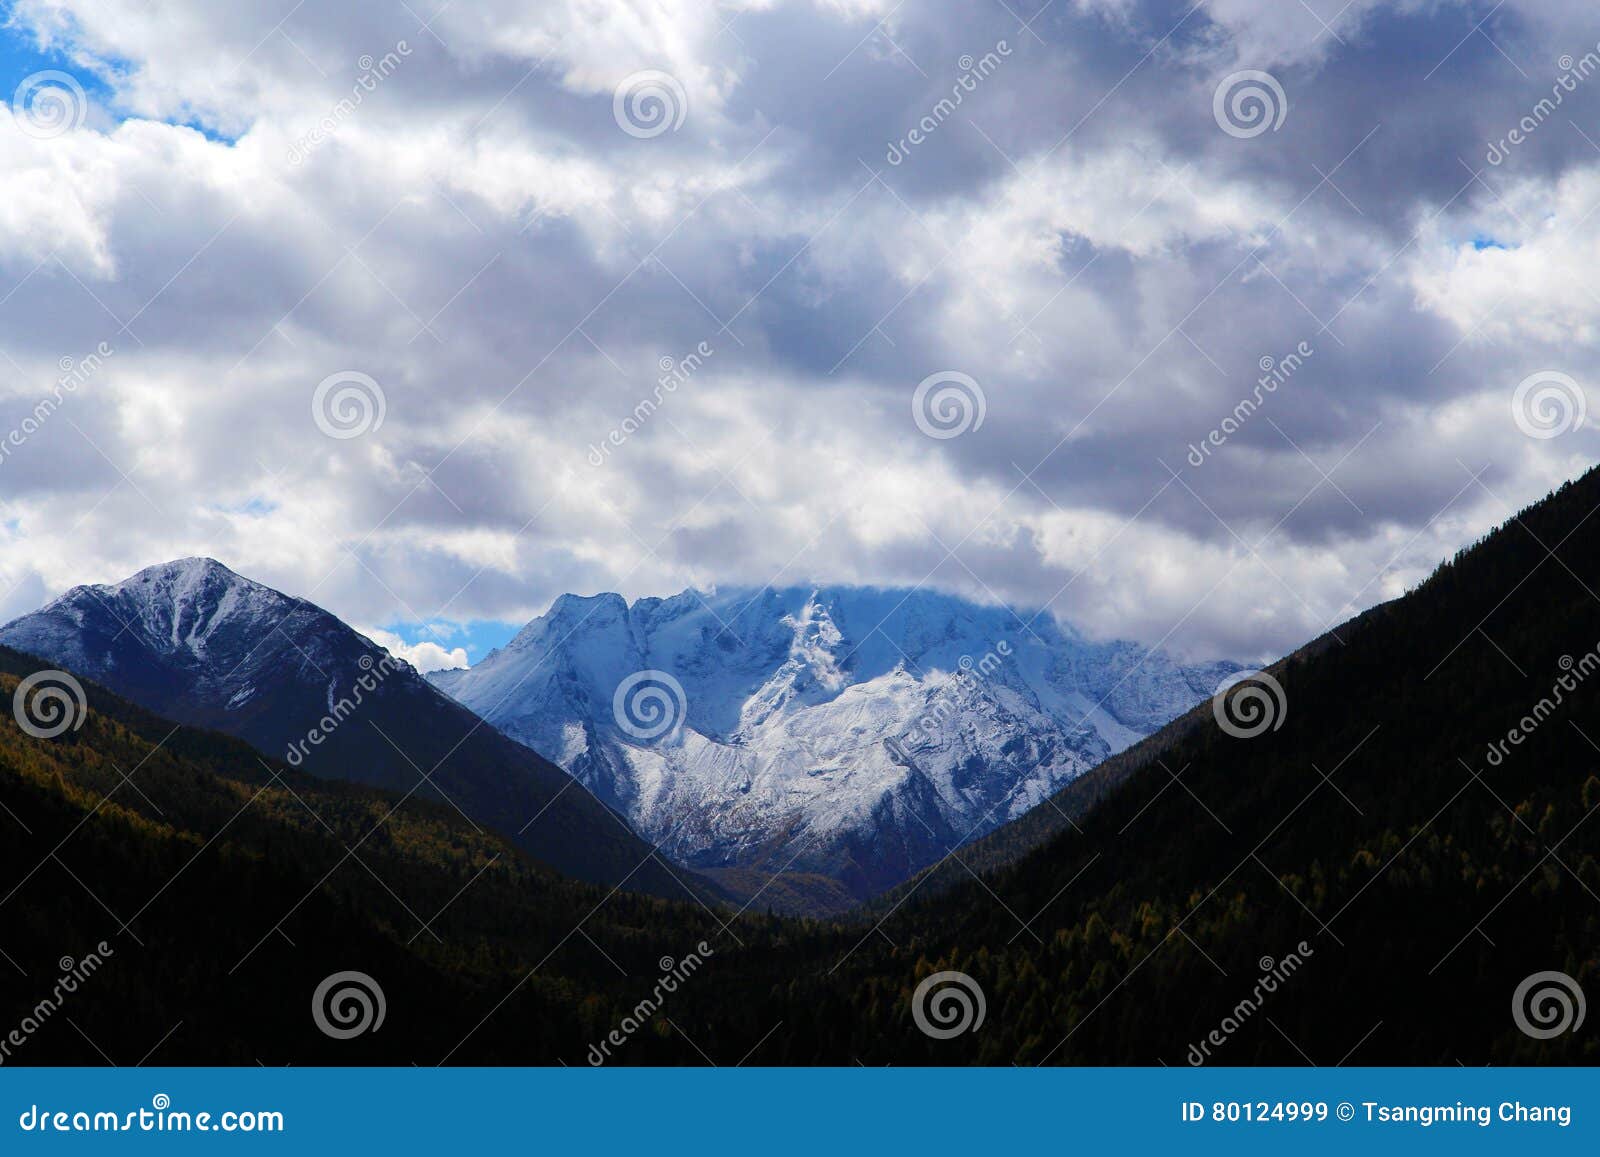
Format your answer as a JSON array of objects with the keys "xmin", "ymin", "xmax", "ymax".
[
  {"xmin": 5, "ymin": 465, "xmax": 1600, "ymax": 1064},
  {"xmin": 744, "ymin": 467, "xmax": 1600, "ymax": 1065},
  {"xmin": 0, "ymin": 647, "xmax": 748, "ymax": 1065},
  {"xmin": 0, "ymin": 561, "xmax": 705, "ymax": 900}
]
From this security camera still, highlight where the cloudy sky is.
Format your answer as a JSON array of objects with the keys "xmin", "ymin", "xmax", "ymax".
[{"xmin": 0, "ymin": 0, "xmax": 1596, "ymax": 670}]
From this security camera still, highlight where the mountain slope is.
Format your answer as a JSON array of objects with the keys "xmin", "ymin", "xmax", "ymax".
[
  {"xmin": 429, "ymin": 585, "xmax": 1236, "ymax": 902},
  {"xmin": 0, "ymin": 559, "xmax": 701, "ymax": 898},
  {"xmin": 877, "ymin": 600, "xmax": 1396, "ymax": 900},
  {"xmin": 653, "ymin": 469, "xmax": 1600, "ymax": 1064},
  {"xmin": 0, "ymin": 644, "xmax": 741, "ymax": 1065},
  {"xmin": 6, "ymin": 465, "xmax": 1600, "ymax": 1065}
]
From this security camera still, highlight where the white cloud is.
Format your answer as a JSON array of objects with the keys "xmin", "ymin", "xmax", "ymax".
[
  {"xmin": 1409, "ymin": 164, "xmax": 1600, "ymax": 348},
  {"xmin": 358, "ymin": 626, "xmax": 468, "ymax": 673},
  {"xmin": 0, "ymin": 0, "xmax": 1593, "ymax": 666}
]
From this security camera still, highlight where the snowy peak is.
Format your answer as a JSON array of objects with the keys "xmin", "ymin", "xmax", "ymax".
[
  {"xmin": 0, "ymin": 560, "xmax": 698, "ymax": 895},
  {"xmin": 429, "ymin": 583, "xmax": 1240, "ymax": 901},
  {"xmin": 2, "ymin": 557, "xmax": 402, "ymax": 729},
  {"xmin": 75, "ymin": 556, "xmax": 275, "ymax": 611},
  {"xmin": 49, "ymin": 557, "xmax": 300, "ymax": 660}
]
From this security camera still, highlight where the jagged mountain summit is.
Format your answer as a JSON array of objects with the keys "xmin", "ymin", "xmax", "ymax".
[
  {"xmin": 0, "ymin": 558, "xmax": 696, "ymax": 897},
  {"xmin": 430, "ymin": 585, "xmax": 1238, "ymax": 901}
]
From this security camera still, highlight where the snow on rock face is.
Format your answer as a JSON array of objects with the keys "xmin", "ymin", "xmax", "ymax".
[
  {"xmin": 0, "ymin": 558, "xmax": 342, "ymax": 693},
  {"xmin": 0, "ymin": 558, "xmax": 436, "ymax": 769},
  {"xmin": 430, "ymin": 585, "xmax": 1241, "ymax": 898},
  {"xmin": 0, "ymin": 558, "xmax": 694, "ymax": 894}
]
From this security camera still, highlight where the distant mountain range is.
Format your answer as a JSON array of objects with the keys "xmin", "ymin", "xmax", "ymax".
[
  {"xmin": 0, "ymin": 559, "xmax": 1234, "ymax": 910},
  {"xmin": 0, "ymin": 558, "xmax": 699, "ymax": 899},
  {"xmin": 3, "ymin": 467, "xmax": 1598, "ymax": 1065},
  {"xmin": 430, "ymin": 585, "xmax": 1237, "ymax": 902}
]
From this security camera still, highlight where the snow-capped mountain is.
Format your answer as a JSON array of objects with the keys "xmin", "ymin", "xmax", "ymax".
[
  {"xmin": 430, "ymin": 586, "xmax": 1239, "ymax": 900},
  {"xmin": 0, "ymin": 558, "xmax": 695, "ymax": 896}
]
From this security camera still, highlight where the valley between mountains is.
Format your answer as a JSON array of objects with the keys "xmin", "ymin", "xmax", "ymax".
[
  {"xmin": 0, "ymin": 560, "xmax": 1234, "ymax": 912},
  {"xmin": 429, "ymin": 584, "xmax": 1237, "ymax": 906},
  {"xmin": 0, "ymin": 466, "xmax": 1597, "ymax": 1064}
]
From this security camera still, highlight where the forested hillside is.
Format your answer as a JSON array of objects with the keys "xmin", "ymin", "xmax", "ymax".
[{"xmin": 4, "ymin": 467, "xmax": 1600, "ymax": 1064}]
